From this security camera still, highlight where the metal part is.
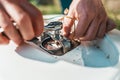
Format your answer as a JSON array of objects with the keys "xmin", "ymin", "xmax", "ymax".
[{"xmin": 29, "ymin": 21, "xmax": 80, "ymax": 56}]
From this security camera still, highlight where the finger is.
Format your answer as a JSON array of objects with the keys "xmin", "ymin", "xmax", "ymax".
[
  {"xmin": 80, "ymin": 15, "xmax": 101, "ymax": 41},
  {"xmin": 0, "ymin": 9, "xmax": 22, "ymax": 45},
  {"xmin": 61, "ymin": 0, "xmax": 77, "ymax": 37},
  {"xmin": 106, "ymin": 18, "xmax": 116, "ymax": 32},
  {"xmin": 0, "ymin": 32, "xmax": 9, "ymax": 44},
  {"xmin": 62, "ymin": 16, "xmax": 75, "ymax": 37},
  {"xmin": 61, "ymin": 8, "xmax": 75, "ymax": 38},
  {"xmin": 74, "ymin": 14, "xmax": 93, "ymax": 39},
  {"xmin": 97, "ymin": 17, "xmax": 107, "ymax": 38},
  {"xmin": 20, "ymin": 2, "xmax": 44, "ymax": 37},
  {"xmin": 1, "ymin": 1, "xmax": 35, "ymax": 40}
]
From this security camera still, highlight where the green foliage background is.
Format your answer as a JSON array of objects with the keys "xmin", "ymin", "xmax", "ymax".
[
  {"xmin": 29, "ymin": 0, "xmax": 61, "ymax": 14},
  {"xmin": 29, "ymin": 0, "xmax": 120, "ymax": 30}
]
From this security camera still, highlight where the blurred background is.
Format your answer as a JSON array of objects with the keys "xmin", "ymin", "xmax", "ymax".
[{"xmin": 29, "ymin": 0, "xmax": 120, "ymax": 30}]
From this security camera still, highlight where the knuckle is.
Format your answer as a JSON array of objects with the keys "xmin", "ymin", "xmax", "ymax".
[
  {"xmin": 84, "ymin": 11, "xmax": 95, "ymax": 20},
  {"xmin": 17, "ymin": 13, "xmax": 30, "ymax": 24},
  {"xmin": 33, "ymin": 11, "xmax": 43, "ymax": 19},
  {"xmin": 24, "ymin": 33, "xmax": 35, "ymax": 40}
]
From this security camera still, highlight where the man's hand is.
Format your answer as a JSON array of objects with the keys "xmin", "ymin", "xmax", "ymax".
[
  {"xmin": 62, "ymin": 0, "xmax": 116, "ymax": 41},
  {"xmin": 0, "ymin": 0, "xmax": 44, "ymax": 45}
]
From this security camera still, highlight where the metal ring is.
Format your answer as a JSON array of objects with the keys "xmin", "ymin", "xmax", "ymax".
[
  {"xmin": 74, "ymin": 38, "xmax": 81, "ymax": 43},
  {"xmin": 65, "ymin": 16, "xmax": 75, "ymax": 21}
]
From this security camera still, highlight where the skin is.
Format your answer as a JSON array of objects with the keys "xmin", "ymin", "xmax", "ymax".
[
  {"xmin": 0, "ymin": 0, "xmax": 116, "ymax": 45},
  {"xmin": 0, "ymin": 0, "xmax": 44, "ymax": 45},
  {"xmin": 62, "ymin": 0, "xmax": 116, "ymax": 41}
]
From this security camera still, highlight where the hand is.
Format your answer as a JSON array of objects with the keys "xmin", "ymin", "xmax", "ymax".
[
  {"xmin": 0, "ymin": 0, "xmax": 44, "ymax": 45},
  {"xmin": 62, "ymin": 0, "xmax": 116, "ymax": 41}
]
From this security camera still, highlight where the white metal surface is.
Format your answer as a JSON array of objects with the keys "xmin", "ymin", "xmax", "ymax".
[{"xmin": 0, "ymin": 15, "xmax": 120, "ymax": 80}]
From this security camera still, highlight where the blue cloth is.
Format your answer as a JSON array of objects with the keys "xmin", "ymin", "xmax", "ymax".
[{"xmin": 60, "ymin": 0, "xmax": 72, "ymax": 13}]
